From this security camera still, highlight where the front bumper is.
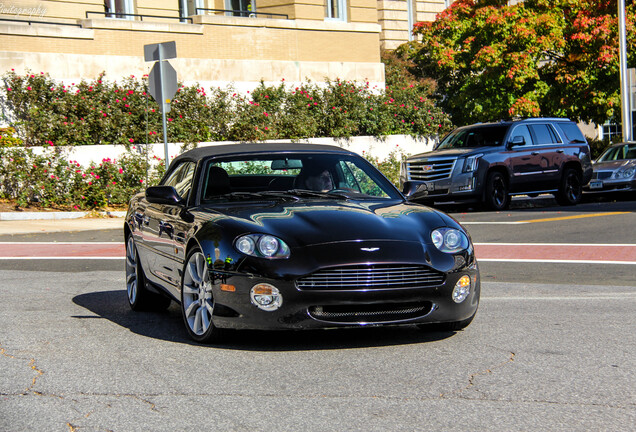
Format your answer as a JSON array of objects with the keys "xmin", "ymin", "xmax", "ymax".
[
  {"xmin": 583, "ymin": 178, "xmax": 636, "ymax": 194},
  {"xmin": 207, "ymin": 267, "xmax": 480, "ymax": 330}
]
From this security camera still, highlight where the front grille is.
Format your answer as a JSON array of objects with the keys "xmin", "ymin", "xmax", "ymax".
[
  {"xmin": 593, "ymin": 171, "xmax": 613, "ymax": 180},
  {"xmin": 296, "ymin": 264, "xmax": 445, "ymax": 291},
  {"xmin": 407, "ymin": 158, "xmax": 456, "ymax": 181},
  {"xmin": 309, "ymin": 301, "xmax": 434, "ymax": 324}
]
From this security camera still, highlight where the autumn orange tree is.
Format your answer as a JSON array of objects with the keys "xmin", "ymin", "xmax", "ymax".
[{"xmin": 402, "ymin": 0, "xmax": 636, "ymax": 125}]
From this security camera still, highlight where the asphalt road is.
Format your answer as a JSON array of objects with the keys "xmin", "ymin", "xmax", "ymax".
[{"xmin": 0, "ymin": 196, "xmax": 634, "ymax": 431}]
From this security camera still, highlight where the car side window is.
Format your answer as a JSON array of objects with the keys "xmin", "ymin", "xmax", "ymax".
[
  {"xmin": 338, "ymin": 161, "xmax": 389, "ymax": 198},
  {"xmin": 163, "ymin": 161, "xmax": 196, "ymax": 200},
  {"xmin": 530, "ymin": 124, "xmax": 560, "ymax": 145},
  {"xmin": 509, "ymin": 125, "xmax": 533, "ymax": 146}
]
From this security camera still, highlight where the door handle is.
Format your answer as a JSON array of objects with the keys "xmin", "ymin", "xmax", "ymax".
[
  {"xmin": 159, "ymin": 221, "xmax": 174, "ymax": 239},
  {"xmin": 556, "ymin": 150, "xmax": 564, "ymax": 153},
  {"xmin": 531, "ymin": 152, "xmax": 539, "ymax": 156}
]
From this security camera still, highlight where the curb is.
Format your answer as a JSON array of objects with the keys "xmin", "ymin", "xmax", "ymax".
[{"xmin": 0, "ymin": 211, "xmax": 126, "ymax": 221}]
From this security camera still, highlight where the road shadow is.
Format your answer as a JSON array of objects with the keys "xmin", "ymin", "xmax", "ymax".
[{"xmin": 73, "ymin": 290, "xmax": 457, "ymax": 351}]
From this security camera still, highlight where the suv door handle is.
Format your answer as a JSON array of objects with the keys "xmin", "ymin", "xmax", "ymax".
[
  {"xmin": 556, "ymin": 150, "xmax": 564, "ymax": 153},
  {"xmin": 531, "ymin": 152, "xmax": 539, "ymax": 155}
]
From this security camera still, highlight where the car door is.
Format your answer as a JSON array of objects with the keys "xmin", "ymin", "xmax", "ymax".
[
  {"xmin": 142, "ymin": 161, "xmax": 197, "ymax": 288},
  {"xmin": 505, "ymin": 125, "xmax": 544, "ymax": 193},
  {"xmin": 527, "ymin": 123, "xmax": 564, "ymax": 189}
]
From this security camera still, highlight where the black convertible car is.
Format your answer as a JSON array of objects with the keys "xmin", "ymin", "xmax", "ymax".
[{"xmin": 125, "ymin": 143, "xmax": 480, "ymax": 343}]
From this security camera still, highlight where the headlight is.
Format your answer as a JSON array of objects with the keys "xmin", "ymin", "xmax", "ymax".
[
  {"xmin": 234, "ymin": 234, "xmax": 290, "ymax": 259},
  {"xmin": 431, "ymin": 228, "xmax": 469, "ymax": 253},
  {"xmin": 462, "ymin": 154, "xmax": 482, "ymax": 173},
  {"xmin": 615, "ymin": 167, "xmax": 635, "ymax": 179}
]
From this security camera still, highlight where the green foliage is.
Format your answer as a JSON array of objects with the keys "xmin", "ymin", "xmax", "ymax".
[
  {"xmin": 363, "ymin": 146, "xmax": 410, "ymax": 186},
  {"xmin": 2, "ymin": 71, "xmax": 453, "ymax": 147},
  {"xmin": 0, "ymin": 147, "xmax": 163, "ymax": 209},
  {"xmin": 0, "ymin": 127, "xmax": 22, "ymax": 147},
  {"xmin": 404, "ymin": 0, "xmax": 636, "ymax": 125}
]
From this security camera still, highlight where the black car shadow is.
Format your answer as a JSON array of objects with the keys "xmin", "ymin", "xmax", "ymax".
[{"xmin": 72, "ymin": 290, "xmax": 457, "ymax": 351}]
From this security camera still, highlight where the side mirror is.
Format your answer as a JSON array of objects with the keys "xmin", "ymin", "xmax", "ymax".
[
  {"xmin": 402, "ymin": 181, "xmax": 429, "ymax": 200},
  {"xmin": 510, "ymin": 136, "xmax": 526, "ymax": 147},
  {"xmin": 145, "ymin": 186, "xmax": 184, "ymax": 206}
]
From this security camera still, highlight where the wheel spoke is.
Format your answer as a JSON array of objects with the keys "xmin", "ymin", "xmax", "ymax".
[
  {"xmin": 184, "ymin": 300, "xmax": 198, "ymax": 319},
  {"xmin": 193, "ymin": 307, "xmax": 203, "ymax": 334},
  {"xmin": 187, "ymin": 260, "xmax": 202, "ymax": 286},
  {"xmin": 182, "ymin": 283, "xmax": 198, "ymax": 296}
]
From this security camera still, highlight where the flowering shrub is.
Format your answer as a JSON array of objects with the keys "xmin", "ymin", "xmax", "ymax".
[
  {"xmin": 363, "ymin": 146, "xmax": 410, "ymax": 186},
  {"xmin": 0, "ymin": 127, "xmax": 22, "ymax": 147},
  {"xmin": 2, "ymin": 69, "xmax": 452, "ymax": 147},
  {"xmin": 0, "ymin": 147, "xmax": 163, "ymax": 209}
]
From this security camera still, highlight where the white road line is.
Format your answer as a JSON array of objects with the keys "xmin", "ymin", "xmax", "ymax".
[{"xmin": 478, "ymin": 258, "xmax": 636, "ymax": 265}]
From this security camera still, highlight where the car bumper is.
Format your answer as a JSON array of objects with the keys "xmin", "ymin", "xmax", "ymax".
[
  {"xmin": 208, "ymin": 267, "xmax": 480, "ymax": 330},
  {"xmin": 404, "ymin": 176, "xmax": 481, "ymax": 203},
  {"xmin": 583, "ymin": 178, "xmax": 636, "ymax": 193}
]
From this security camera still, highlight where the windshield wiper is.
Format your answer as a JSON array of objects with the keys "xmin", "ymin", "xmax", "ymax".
[{"xmin": 284, "ymin": 189, "xmax": 351, "ymax": 200}]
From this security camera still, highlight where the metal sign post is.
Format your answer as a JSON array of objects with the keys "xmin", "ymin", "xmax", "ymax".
[
  {"xmin": 618, "ymin": 0, "xmax": 632, "ymax": 142},
  {"xmin": 145, "ymin": 41, "xmax": 178, "ymax": 163}
]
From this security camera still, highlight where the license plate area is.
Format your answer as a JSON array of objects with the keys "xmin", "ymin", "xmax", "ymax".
[{"xmin": 589, "ymin": 180, "xmax": 603, "ymax": 189}]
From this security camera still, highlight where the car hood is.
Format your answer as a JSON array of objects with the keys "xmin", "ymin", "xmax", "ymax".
[
  {"xmin": 408, "ymin": 147, "xmax": 487, "ymax": 160},
  {"xmin": 593, "ymin": 159, "xmax": 636, "ymax": 170},
  {"xmin": 194, "ymin": 199, "xmax": 449, "ymax": 248}
]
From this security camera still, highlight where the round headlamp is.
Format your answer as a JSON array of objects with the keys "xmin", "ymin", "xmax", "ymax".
[
  {"xmin": 234, "ymin": 234, "xmax": 290, "ymax": 259},
  {"xmin": 431, "ymin": 228, "xmax": 469, "ymax": 253}
]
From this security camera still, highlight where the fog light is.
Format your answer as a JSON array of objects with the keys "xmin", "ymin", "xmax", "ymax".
[
  {"xmin": 452, "ymin": 275, "xmax": 471, "ymax": 303},
  {"xmin": 250, "ymin": 283, "xmax": 282, "ymax": 311}
]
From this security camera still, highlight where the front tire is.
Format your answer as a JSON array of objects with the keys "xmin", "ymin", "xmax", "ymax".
[
  {"xmin": 484, "ymin": 171, "xmax": 510, "ymax": 210},
  {"xmin": 555, "ymin": 168, "xmax": 582, "ymax": 206},
  {"xmin": 180, "ymin": 247, "xmax": 225, "ymax": 343}
]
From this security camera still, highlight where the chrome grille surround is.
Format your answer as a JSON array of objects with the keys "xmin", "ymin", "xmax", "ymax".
[
  {"xmin": 296, "ymin": 264, "xmax": 445, "ymax": 292},
  {"xmin": 407, "ymin": 158, "xmax": 457, "ymax": 181}
]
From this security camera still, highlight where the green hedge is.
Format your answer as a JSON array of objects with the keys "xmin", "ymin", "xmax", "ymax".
[{"xmin": 2, "ymin": 70, "xmax": 452, "ymax": 147}]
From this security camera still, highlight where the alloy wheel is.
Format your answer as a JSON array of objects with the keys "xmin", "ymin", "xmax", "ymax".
[
  {"xmin": 125, "ymin": 236, "xmax": 138, "ymax": 305},
  {"xmin": 182, "ymin": 251, "xmax": 214, "ymax": 336}
]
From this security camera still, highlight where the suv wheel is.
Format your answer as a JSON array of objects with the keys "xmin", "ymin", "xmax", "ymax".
[
  {"xmin": 484, "ymin": 171, "xmax": 510, "ymax": 211},
  {"xmin": 555, "ymin": 168, "xmax": 582, "ymax": 206}
]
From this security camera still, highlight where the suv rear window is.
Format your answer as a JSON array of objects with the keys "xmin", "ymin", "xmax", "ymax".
[{"xmin": 555, "ymin": 122, "xmax": 587, "ymax": 144}]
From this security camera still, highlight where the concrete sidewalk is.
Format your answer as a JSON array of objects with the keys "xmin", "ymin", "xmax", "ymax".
[{"xmin": 0, "ymin": 212, "xmax": 125, "ymax": 235}]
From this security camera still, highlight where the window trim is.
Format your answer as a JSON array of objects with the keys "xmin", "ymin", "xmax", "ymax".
[{"xmin": 325, "ymin": 0, "xmax": 347, "ymax": 22}]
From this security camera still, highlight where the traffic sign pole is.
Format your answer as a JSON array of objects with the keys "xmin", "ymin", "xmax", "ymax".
[
  {"xmin": 144, "ymin": 41, "xmax": 178, "ymax": 168},
  {"xmin": 158, "ymin": 46, "xmax": 170, "ymax": 163}
]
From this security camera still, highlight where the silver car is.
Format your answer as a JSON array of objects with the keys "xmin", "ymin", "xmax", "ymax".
[{"xmin": 585, "ymin": 142, "xmax": 636, "ymax": 194}]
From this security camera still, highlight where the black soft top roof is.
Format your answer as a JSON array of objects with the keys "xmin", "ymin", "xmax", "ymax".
[{"xmin": 171, "ymin": 143, "xmax": 356, "ymax": 166}]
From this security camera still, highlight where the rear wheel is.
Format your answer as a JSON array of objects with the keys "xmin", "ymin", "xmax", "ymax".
[
  {"xmin": 125, "ymin": 235, "xmax": 171, "ymax": 311},
  {"xmin": 555, "ymin": 168, "xmax": 582, "ymax": 206},
  {"xmin": 484, "ymin": 171, "xmax": 510, "ymax": 210},
  {"xmin": 180, "ymin": 247, "xmax": 225, "ymax": 343}
]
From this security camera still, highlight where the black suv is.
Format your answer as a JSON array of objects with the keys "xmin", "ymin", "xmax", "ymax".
[{"xmin": 400, "ymin": 118, "xmax": 593, "ymax": 210}]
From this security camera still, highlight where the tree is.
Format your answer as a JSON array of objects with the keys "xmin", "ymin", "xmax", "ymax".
[{"xmin": 401, "ymin": 0, "xmax": 636, "ymax": 126}]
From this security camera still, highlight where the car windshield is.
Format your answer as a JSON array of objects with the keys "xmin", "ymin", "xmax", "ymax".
[
  {"xmin": 200, "ymin": 152, "xmax": 402, "ymax": 203},
  {"xmin": 436, "ymin": 125, "xmax": 508, "ymax": 149},
  {"xmin": 597, "ymin": 143, "xmax": 636, "ymax": 162}
]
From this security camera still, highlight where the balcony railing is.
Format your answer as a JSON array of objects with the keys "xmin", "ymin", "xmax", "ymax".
[
  {"xmin": 85, "ymin": 11, "xmax": 193, "ymax": 24},
  {"xmin": 0, "ymin": 17, "xmax": 81, "ymax": 27},
  {"xmin": 195, "ymin": 8, "xmax": 289, "ymax": 20}
]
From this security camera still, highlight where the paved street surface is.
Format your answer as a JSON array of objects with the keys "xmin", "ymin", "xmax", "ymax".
[{"xmin": 0, "ymin": 196, "xmax": 634, "ymax": 431}]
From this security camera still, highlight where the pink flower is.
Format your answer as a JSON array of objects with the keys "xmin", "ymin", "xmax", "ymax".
[
  {"xmin": 118, "ymin": 168, "xmax": 123, "ymax": 174},
  {"xmin": 26, "ymin": 86, "xmax": 32, "ymax": 91},
  {"xmin": 140, "ymin": 179, "xmax": 144, "ymax": 183},
  {"xmin": 129, "ymin": 138, "xmax": 134, "ymax": 143}
]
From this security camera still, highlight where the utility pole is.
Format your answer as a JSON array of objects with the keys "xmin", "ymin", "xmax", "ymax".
[{"xmin": 618, "ymin": 0, "xmax": 632, "ymax": 141}]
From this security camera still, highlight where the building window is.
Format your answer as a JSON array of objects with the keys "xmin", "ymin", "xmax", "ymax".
[
  {"xmin": 180, "ymin": 0, "xmax": 205, "ymax": 18},
  {"xmin": 225, "ymin": 0, "xmax": 254, "ymax": 17},
  {"xmin": 104, "ymin": 0, "xmax": 135, "ymax": 19},
  {"xmin": 600, "ymin": 121, "xmax": 620, "ymax": 141},
  {"xmin": 326, "ymin": 0, "xmax": 347, "ymax": 22}
]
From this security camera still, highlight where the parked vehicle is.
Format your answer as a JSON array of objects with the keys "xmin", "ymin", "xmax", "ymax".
[
  {"xmin": 125, "ymin": 143, "xmax": 480, "ymax": 343},
  {"xmin": 400, "ymin": 118, "xmax": 593, "ymax": 210},
  {"xmin": 583, "ymin": 142, "xmax": 636, "ymax": 195}
]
